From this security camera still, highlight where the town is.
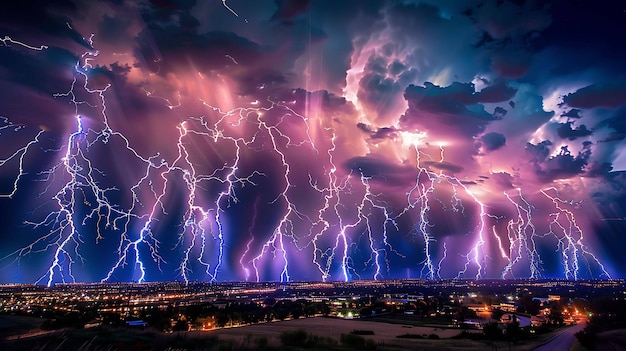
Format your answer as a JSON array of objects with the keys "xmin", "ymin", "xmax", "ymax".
[{"xmin": 1, "ymin": 279, "xmax": 625, "ymax": 350}]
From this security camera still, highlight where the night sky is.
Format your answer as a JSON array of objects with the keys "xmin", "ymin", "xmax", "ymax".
[{"xmin": 1, "ymin": 0, "xmax": 626, "ymax": 285}]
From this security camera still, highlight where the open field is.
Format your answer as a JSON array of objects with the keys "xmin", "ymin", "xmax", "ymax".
[
  {"xmin": 0, "ymin": 315, "xmax": 58, "ymax": 341},
  {"xmin": 206, "ymin": 317, "xmax": 457, "ymax": 344},
  {"xmin": 0, "ymin": 315, "xmax": 44, "ymax": 330},
  {"xmin": 205, "ymin": 316, "xmax": 566, "ymax": 351}
]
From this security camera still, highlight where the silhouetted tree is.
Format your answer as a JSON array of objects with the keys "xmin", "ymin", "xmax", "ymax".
[
  {"xmin": 491, "ymin": 308, "xmax": 504, "ymax": 321},
  {"xmin": 291, "ymin": 308, "xmax": 303, "ymax": 319},
  {"xmin": 483, "ymin": 322, "xmax": 501, "ymax": 340},
  {"xmin": 173, "ymin": 320, "xmax": 189, "ymax": 332}
]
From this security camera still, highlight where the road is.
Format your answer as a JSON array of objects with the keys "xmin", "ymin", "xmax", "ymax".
[
  {"xmin": 517, "ymin": 315, "xmax": 531, "ymax": 327},
  {"xmin": 533, "ymin": 322, "xmax": 586, "ymax": 351}
]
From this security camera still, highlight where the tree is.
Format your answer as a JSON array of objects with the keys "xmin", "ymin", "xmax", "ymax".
[
  {"xmin": 505, "ymin": 317, "xmax": 522, "ymax": 343},
  {"xmin": 231, "ymin": 311, "xmax": 242, "ymax": 326},
  {"xmin": 142, "ymin": 307, "xmax": 172, "ymax": 331},
  {"xmin": 264, "ymin": 309, "xmax": 273, "ymax": 322},
  {"xmin": 360, "ymin": 307, "xmax": 373, "ymax": 317},
  {"xmin": 517, "ymin": 293, "xmax": 540, "ymax": 315},
  {"xmin": 491, "ymin": 308, "xmax": 504, "ymax": 321},
  {"xmin": 548, "ymin": 306, "xmax": 564, "ymax": 326},
  {"xmin": 263, "ymin": 297, "xmax": 276, "ymax": 307},
  {"xmin": 318, "ymin": 302, "xmax": 331, "ymax": 316},
  {"xmin": 215, "ymin": 312, "xmax": 230, "ymax": 328},
  {"xmin": 459, "ymin": 306, "xmax": 477, "ymax": 322},
  {"xmin": 483, "ymin": 322, "xmax": 501, "ymax": 340},
  {"xmin": 304, "ymin": 304, "xmax": 316, "ymax": 317},
  {"xmin": 276, "ymin": 308, "xmax": 289, "ymax": 321},
  {"xmin": 291, "ymin": 308, "xmax": 303, "ymax": 319},
  {"xmin": 172, "ymin": 320, "xmax": 189, "ymax": 332}
]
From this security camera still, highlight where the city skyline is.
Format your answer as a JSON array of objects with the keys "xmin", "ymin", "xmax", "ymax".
[{"xmin": 1, "ymin": 0, "xmax": 626, "ymax": 284}]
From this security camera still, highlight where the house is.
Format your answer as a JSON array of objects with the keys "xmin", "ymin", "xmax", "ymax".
[
  {"xmin": 465, "ymin": 303, "xmax": 489, "ymax": 312},
  {"xmin": 498, "ymin": 303, "xmax": 517, "ymax": 312},
  {"xmin": 531, "ymin": 315, "xmax": 547, "ymax": 327},
  {"xmin": 539, "ymin": 307, "xmax": 552, "ymax": 316},
  {"xmin": 500, "ymin": 313, "xmax": 518, "ymax": 324}
]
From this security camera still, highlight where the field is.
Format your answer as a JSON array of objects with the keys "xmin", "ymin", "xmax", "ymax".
[
  {"xmin": 0, "ymin": 315, "xmax": 45, "ymax": 330},
  {"xmin": 205, "ymin": 316, "xmax": 560, "ymax": 351},
  {"xmin": 207, "ymin": 317, "xmax": 457, "ymax": 344},
  {"xmin": 0, "ymin": 315, "xmax": 62, "ymax": 342}
]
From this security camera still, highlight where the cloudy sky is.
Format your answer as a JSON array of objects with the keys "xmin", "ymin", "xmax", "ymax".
[{"xmin": 1, "ymin": 0, "xmax": 625, "ymax": 284}]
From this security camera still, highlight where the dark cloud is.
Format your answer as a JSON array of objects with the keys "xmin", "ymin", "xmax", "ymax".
[
  {"xmin": 493, "ymin": 106, "xmax": 508, "ymax": 119},
  {"xmin": 137, "ymin": 28, "xmax": 266, "ymax": 73},
  {"xmin": 0, "ymin": 46, "xmax": 79, "ymax": 131},
  {"xmin": 475, "ymin": 82, "xmax": 518, "ymax": 103},
  {"xmin": 525, "ymin": 140, "xmax": 552, "ymax": 164},
  {"xmin": 586, "ymin": 161, "xmax": 613, "ymax": 178},
  {"xmin": 563, "ymin": 83, "xmax": 626, "ymax": 109},
  {"xmin": 478, "ymin": 132, "xmax": 507, "ymax": 152},
  {"xmin": 468, "ymin": 0, "xmax": 552, "ymax": 40},
  {"xmin": 271, "ymin": 0, "xmax": 311, "ymax": 21},
  {"xmin": 388, "ymin": 60, "xmax": 406, "ymax": 76},
  {"xmin": 556, "ymin": 122, "xmax": 592, "ymax": 140},
  {"xmin": 464, "ymin": 0, "xmax": 551, "ymax": 79},
  {"xmin": 399, "ymin": 82, "xmax": 501, "ymax": 138},
  {"xmin": 595, "ymin": 107, "xmax": 626, "ymax": 142},
  {"xmin": 0, "ymin": 46, "xmax": 78, "ymax": 94},
  {"xmin": 491, "ymin": 49, "xmax": 532, "ymax": 78},
  {"xmin": 356, "ymin": 123, "xmax": 398, "ymax": 142},
  {"xmin": 561, "ymin": 108, "xmax": 581, "ymax": 119},
  {"xmin": 344, "ymin": 154, "xmax": 416, "ymax": 187},
  {"xmin": 97, "ymin": 14, "xmax": 134, "ymax": 46},
  {"xmin": 526, "ymin": 141, "xmax": 592, "ymax": 181},
  {"xmin": 421, "ymin": 161, "xmax": 464, "ymax": 174},
  {"xmin": 599, "ymin": 133, "xmax": 626, "ymax": 143}
]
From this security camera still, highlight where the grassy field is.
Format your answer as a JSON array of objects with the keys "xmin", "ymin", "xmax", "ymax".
[
  {"xmin": 207, "ymin": 316, "xmax": 567, "ymax": 351},
  {"xmin": 207, "ymin": 317, "xmax": 459, "ymax": 346},
  {"xmin": 0, "ymin": 315, "xmax": 45, "ymax": 330}
]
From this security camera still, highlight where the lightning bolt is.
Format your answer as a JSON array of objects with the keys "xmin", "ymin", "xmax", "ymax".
[
  {"xmin": 221, "ymin": 0, "xmax": 248, "ymax": 23},
  {"xmin": 541, "ymin": 187, "xmax": 611, "ymax": 280},
  {"xmin": 395, "ymin": 135, "xmax": 490, "ymax": 280},
  {"xmin": 1, "ymin": 36, "xmax": 48, "ymax": 51},
  {"xmin": 501, "ymin": 188, "xmax": 541, "ymax": 279}
]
